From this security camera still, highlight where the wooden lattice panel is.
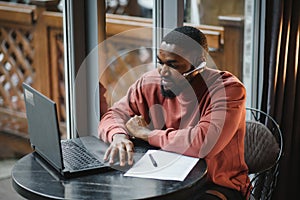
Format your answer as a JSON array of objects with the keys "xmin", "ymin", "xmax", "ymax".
[
  {"xmin": 0, "ymin": 27, "xmax": 34, "ymax": 112},
  {"xmin": 0, "ymin": 26, "xmax": 34, "ymax": 135}
]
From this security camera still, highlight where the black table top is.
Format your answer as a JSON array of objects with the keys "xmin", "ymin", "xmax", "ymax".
[{"xmin": 12, "ymin": 152, "xmax": 207, "ymax": 200}]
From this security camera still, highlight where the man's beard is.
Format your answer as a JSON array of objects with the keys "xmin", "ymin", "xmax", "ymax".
[
  {"xmin": 160, "ymin": 84, "xmax": 177, "ymax": 98},
  {"xmin": 160, "ymin": 81, "xmax": 186, "ymax": 98}
]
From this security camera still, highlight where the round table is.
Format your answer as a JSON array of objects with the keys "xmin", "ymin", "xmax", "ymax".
[{"xmin": 12, "ymin": 152, "xmax": 207, "ymax": 200}]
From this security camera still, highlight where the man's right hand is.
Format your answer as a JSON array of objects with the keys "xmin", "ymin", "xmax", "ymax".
[{"xmin": 103, "ymin": 134, "xmax": 134, "ymax": 166}]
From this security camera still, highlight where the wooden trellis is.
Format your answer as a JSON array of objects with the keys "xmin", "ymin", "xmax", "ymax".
[{"xmin": 0, "ymin": 2, "xmax": 66, "ymax": 137}]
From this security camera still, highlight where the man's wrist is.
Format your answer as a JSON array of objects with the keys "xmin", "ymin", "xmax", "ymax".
[{"xmin": 112, "ymin": 133, "xmax": 129, "ymax": 141}]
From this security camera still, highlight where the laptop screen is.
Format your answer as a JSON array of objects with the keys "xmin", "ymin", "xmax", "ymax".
[{"xmin": 23, "ymin": 83, "xmax": 64, "ymax": 171}]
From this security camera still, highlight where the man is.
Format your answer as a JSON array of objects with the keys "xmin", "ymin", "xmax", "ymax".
[{"xmin": 98, "ymin": 26, "xmax": 250, "ymax": 199}]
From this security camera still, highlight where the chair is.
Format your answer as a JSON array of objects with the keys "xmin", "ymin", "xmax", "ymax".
[{"xmin": 244, "ymin": 107, "xmax": 283, "ymax": 200}]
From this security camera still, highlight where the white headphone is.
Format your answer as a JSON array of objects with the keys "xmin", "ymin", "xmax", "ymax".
[{"xmin": 182, "ymin": 62, "xmax": 207, "ymax": 78}]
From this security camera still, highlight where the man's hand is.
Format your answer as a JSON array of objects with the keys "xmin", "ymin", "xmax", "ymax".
[
  {"xmin": 103, "ymin": 134, "xmax": 134, "ymax": 166},
  {"xmin": 126, "ymin": 115, "xmax": 151, "ymax": 141}
]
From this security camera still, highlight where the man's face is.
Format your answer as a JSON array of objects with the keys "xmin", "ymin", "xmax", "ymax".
[{"xmin": 157, "ymin": 42, "xmax": 193, "ymax": 98}]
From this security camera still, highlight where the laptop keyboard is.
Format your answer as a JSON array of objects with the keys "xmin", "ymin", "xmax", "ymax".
[{"xmin": 61, "ymin": 140, "xmax": 104, "ymax": 170}]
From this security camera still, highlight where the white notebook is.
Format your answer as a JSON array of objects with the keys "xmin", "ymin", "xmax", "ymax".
[{"xmin": 124, "ymin": 150, "xmax": 199, "ymax": 181}]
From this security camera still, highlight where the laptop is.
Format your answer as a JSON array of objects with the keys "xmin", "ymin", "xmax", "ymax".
[{"xmin": 22, "ymin": 83, "xmax": 120, "ymax": 178}]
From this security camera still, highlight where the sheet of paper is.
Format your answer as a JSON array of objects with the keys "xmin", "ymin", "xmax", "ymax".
[{"xmin": 124, "ymin": 150, "xmax": 199, "ymax": 181}]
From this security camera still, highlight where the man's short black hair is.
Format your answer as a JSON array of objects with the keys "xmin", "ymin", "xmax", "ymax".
[{"xmin": 162, "ymin": 26, "xmax": 208, "ymax": 53}]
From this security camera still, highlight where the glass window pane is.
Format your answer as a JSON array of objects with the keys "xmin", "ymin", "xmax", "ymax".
[
  {"xmin": 186, "ymin": 0, "xmax": 244, "ymax": 26},
  {"xmin": 101, "ymin": 1, "xmax": 154, "ymax": 108}
]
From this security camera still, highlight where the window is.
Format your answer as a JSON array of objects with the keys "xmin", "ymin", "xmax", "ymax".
[{"xmin": 64, "ymin": 0, "xmax": 259, "ymax": 138}]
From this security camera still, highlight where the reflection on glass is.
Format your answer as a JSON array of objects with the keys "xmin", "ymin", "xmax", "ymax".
[{"xmin": 99, "ymin": 28, "xmax": 154, "ymax": 109}]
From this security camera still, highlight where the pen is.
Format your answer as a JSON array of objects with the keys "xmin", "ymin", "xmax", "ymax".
[{"xmin": 148, "ymin": 153, "xmax": 158, "ymax": 167}]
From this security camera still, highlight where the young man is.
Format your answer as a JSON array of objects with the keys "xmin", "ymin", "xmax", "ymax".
[{"xmin": 98, "ymin": 26, "xmax": 250, "ymax": 199}]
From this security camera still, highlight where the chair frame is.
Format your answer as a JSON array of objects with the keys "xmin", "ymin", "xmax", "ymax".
[{"xmin": 245, "ymin": 107, "xmax": 283, "ymax": 200}]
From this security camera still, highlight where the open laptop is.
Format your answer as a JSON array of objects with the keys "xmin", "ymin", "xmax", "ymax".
[{"xmin": 22, "ymin": 83, "xmax": 118, "ymax": 178}]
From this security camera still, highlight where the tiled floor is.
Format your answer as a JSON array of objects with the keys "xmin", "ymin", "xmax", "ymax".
[{"xmin": 0, "ymin": 159, "xmax": 25, "ymax": 200}]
